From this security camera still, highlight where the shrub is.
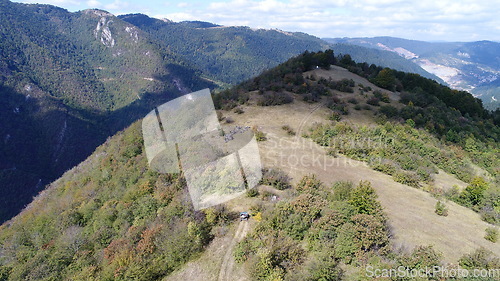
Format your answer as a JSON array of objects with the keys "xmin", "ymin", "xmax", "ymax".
[
  {"xmin": 367, "ymin": 97, "xmax": 380, "ymax": 106},
  {"xmin": 435, "ymin": 201, "xmax": 448, "ymax": 216},
  {"xmin": 352, "ymin": 214, "xmax": 389, "ymax": 253},
  {"xmin": 347, "ymin": 98, "xmax": 358, "ymax": 104},
  {"xmin": 459, "ymin": 177, "xmax": 489, "ymax": 206},
  {"xmin": 296, "ymin": 175, "xmax": 322, "ymax": 193},
  {"xmin": 405, "ymin": 118, "xmax": 416, "ymax": 128},
  {"xmin": 485, "ymin": 227, "xmax": 498, "ymax": 243},
  {"xmin": 334, "ymin": 79, "xmax": 355, "ymax": 93},
  {"xmin": 459, "ymin": 248, "xmax": 500, "ymax": 269},
  {"xmin": 252, "ymin": 126, "xmax": 267, "ymax": 141},
  {"xmin": 246, "ymin": 188, "xmax": 259, "ymax": 197},
  {"xmin": 379, "ymin": 105, "xmax": 398, "ymax": 118},
  {"xmin": 328, "ymin": 112, "xmax": 341, "ymax": 121},
  {"xmin": 348, "ymin": 181, "xmax": 382, "ymax": 216},
  {"xmin": 332, "ymin": 181, "xmax": 353, "ymax": 201},
  {"xmin": 374, "ymin": 90, "xmax": 390, "ymax": 103},
  {"xmin": 370, "ymin": 159, "xmax": 398, "ymax": 175},
  {"xmin": 234, "ymin": 107, "xmax": 244, "ymax": 114},
  {"xmin": 398, "ymin": 245, "xmax": 442, "ymax": 272},
  {"xmin": 354, "ymin": 104, "xmax": 362, "ymax": 110},
  {"xmin": 257, "ymin": 91, "xmax": 293, "ymax": 106},
  {"xmin": 234, "ymin": 238, "xmax": 255, "ymax": 263},
  {"xmin": 281, "ymin": 125, "xmax": 296, "ymax": 136},
  {"xmin": 334, "ymin": 222, "xmax": 358, "ymax": 263},
  {"xmin": 260, "ymin": 168, "xmax": 291, "ymax": 190},
  {"xmin": 286, "ymin": 252, "xmax": 342, "ymax": 281},
  {"xmin": 393, "ymin": 171, "xmax": 420, "ymax": 188}
]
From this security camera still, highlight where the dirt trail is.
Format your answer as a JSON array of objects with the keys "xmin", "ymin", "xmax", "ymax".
[
  {"xmin": 218, "ymin": 220, "xmax": 250, "ymax": 281},
  {"xmin": 164, "ymin": 220, "xmax": 251, "ymax": 281}
]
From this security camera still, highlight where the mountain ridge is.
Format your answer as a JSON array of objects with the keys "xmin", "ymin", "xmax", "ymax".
[{"xmin": 0, "ymin": 50, "xmax": 497, "ymax": 280}]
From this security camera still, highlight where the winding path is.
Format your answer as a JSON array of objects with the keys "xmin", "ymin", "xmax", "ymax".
[{"xmin": 218, "ymin": 220, "xmax": 250, "ymax": 281}]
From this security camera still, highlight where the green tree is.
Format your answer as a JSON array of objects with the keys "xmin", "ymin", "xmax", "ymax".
[
  {"xmin": 460, "ymin": 177, "xmax": 489, "ymax": 206},
  {"xmin": 348, "ymin": 181, "xmax": 382, "ymax": 216},
  {"xmin": 373, "ymin": 68, "xmax": 396, "ymax": 90}
]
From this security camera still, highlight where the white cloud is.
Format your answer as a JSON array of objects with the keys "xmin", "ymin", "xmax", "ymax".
[
  {"xmin": 162, "ymin": 12, "xmax": 197, "ymax": 22},
  {"xmin": 104, "ymin": 0, "xmax": 128, "ymax": 10},
  {"xmin": 169, "ymin": 0, "xmax": 499, "ymax": 41},
  {"xmin": 86, "ymin": 0, "xmax": 101, "ymax": 7},
  {"xmin": 15, "ymin": 0, "xmax": 81, "ymax": 5},
  {"xmin": 12, "ymin": 0, "xmax": 500, "ymax": 41}
]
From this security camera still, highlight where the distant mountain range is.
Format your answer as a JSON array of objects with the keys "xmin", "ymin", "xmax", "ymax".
[
  {"xmin": 324, "ymin": 37, "xmax": 500, "ymax": 110},
  {"xmin": 118, "ymin": 13, "xmax": 329, "ymax": 85}
]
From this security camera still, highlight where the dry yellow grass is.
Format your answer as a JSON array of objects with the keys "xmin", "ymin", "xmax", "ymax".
[
  {"xmin": 220, "ymin": 67, "xmax": 499, "ymax": 262},
  {"xmin": 167, "ymin": 66, "xmax": 498, "ymax": 280}
]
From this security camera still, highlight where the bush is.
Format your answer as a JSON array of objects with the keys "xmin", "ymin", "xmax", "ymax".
[
  {"xmin": 393, "ymin": 171, "xmax": 420, "ymax": 188},
  {"xmin": 252, "ymin": 126, "xmax": 267, "ymax": 142},
  {"xmin": 347, "ymin": 98, "xmax": 358, "ymax": 104},
  {"xmin": 286, "ymin": 252, "xmax": 342, "ymax": 281},
  {"xmin": 398, "ymin": 245, "xmax": 442, "ymax": 272},
  {"xmin": 296, "ymin": 175, "xmax": 322, "ymax": 193},
  {"xmin": 485, "ymin": 227, "xmax": 498, "ymax": 243},
  {"xmin": 354, "ymin": 104, "xmax": 362, "ymax": 110},
  {"xmin": 334, "ymin": 222, "xmax": 358, "ymax": 263},
  {"xmin": 459, "ymin": 248, "xmax": 500, "ymax": 269},
  {"xmin": 435, "ymin": 201, "xmax": 448, "ymax": 216},
  {"xmin": 370, "ymin": 159, "xmax": 398, "ymax": 175},
  {"xmin": 332, "ymin": 181, "xmax": 353, "ymax": 201},
  {"xmin": 281, "ymin": 125, "xmax": 296, "ymax": 136},
  {"xmin": 257, "ymin": 91, "xmax": 293, "ymax": 106},
  {"xmin": 246, "ymin": 188, "xmax": 259, "ymax": 197},
  {"xmin": 379, "ymin": 105, "xmax": 398, "ymax": 118},
  {"xmin": 374, "ymin": 90, "xmax": 390, "ymax": 103},
  {"xmin": 459, "ymin": 177, "xmax": 489, "ymax": 206},
  {"xmin": 234, "ymin": 107, "xmax": 244, "ymax": 114},
  {"xmin": 260, "ymin": 168, "xmax": 291, "ymax": 190},
  {"xmin": 405, "ymin": 118, "xmax": 416, "ymax": 128},
  {"xmin": 367, "ymin": 97, "xmax": 380, "ymax": 106},
  {"xmin": 348, "ymin": 181, "xmax": 382, "ymax": 216},
  {"xmin": 328, "ymin": 112, "xmax": 342, "ymax": 121}
]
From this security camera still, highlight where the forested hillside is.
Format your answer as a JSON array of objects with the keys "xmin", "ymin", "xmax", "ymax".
[
  {"xmin": 0, "ymin": 0, "xmax": 212, "ymax": 222},
  {"xmin": 119, "ymin": 14, "xmax": 329, "ymax": 84},
  {"xmin": 0, "ymin": 121, "xmax": 228, "ymax": 280}
]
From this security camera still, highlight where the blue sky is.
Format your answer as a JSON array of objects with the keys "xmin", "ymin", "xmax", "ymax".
[{"xmin": 12, "ymin": 0, "xmax": 500, "ymax": 42}]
